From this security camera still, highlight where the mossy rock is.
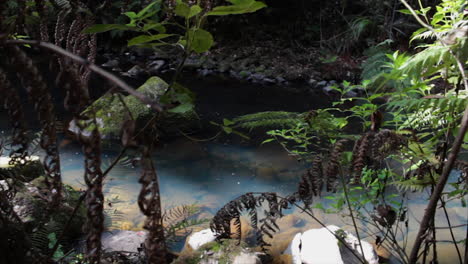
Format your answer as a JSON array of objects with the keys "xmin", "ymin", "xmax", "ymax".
[
  {"xmin": 73, "ymin": 77, "xmax": 199, "ymax": 139},
  {"xmin": 174, "ymin": 239, "xmax": 260, "ymax": 264}
]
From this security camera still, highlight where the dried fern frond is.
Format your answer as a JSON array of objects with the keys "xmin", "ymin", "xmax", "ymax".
[
  {"xmin": 372, "ymin": 129, "xmax": 407, "ymax": 160},
  {"xmin": 326, "ymin": 139, "xmax": 347, "ymax": 192},
  {"xmin": 298, "ymin": 156, "xmax": 323, "ymax": 208},
  {"xmin": 210, "ymin": 192, "xmax": 294, "ymax": 252},
  {"xmin": 351, "ymin": 132, "xmax": 374, "ymax": 183}
]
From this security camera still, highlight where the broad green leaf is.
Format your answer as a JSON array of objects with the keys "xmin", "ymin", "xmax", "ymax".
[
  {"xmin": 227, "ymin": 0, "xmax": 254, "ymax": 4},
  {"xmin": 206, "ymin": 1, "xmax": 266, "ymax": 16},
  {"xmin": 168, "ymin": 103, "xmax": 194, "ymax": 113},
  {"xmin": 143, "ymin": 23, "xmax": 166, "ymax": 33},
  {"xmin": 127, "ymin": 34, "xmax": 173, "ymax": 46},
  {"xmin": 175, "ymin": 2, "xmax": 190, "ymax": 18},
  {"xmin": 188, "ymin": 28, "xmax": 213, "ymax": 53},
  {"xmin": 136, "ymin": 1, "xmax": 160, "ymax": 18},
  {"xmin": 82, "ymin": 24, "xmax": 135, "ymax": 34},
  {"xmin": 189, "ymin": 5, "xmax": 202, "ymax": 18},
  {"xmin": 124, "ymin": 11, "xmax": 137, "ymax": 19}
]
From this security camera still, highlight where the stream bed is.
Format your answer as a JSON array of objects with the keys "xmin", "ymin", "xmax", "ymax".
[{"xmin": 1, "ymin": 74, "xmax": 466, "ymax": 262}]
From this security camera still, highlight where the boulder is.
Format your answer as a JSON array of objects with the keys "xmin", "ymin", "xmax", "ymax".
[
  {"xmin": 187, "ymin": 229, "xmax": 217, "ymax": 251},
  {"xmin": 284, "ymin": 225, "xmax": 378, "ymax": 264},
  {"xmin": 176, "ymin": 239, "xmax": 263, "ymax": 264},
  {"xmin": 147, "ymin": 60, "xmax": 166, "ymax": 75},
  {"xmin": 101, "ymin": 230, "xmax": 147, "ymax": 253},
  {"xmin": 69, "ymin": 77, "xmax": 199, "ymax": 139}
]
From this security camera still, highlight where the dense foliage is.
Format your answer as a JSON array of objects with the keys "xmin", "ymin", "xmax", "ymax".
[{"xmin": 0, "ymin": 0, "xmax": 467, "ymax": 264}]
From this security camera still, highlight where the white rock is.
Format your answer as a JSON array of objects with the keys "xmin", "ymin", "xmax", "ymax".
[
  {"xmin": 233, "ymin": 251, "xmax": 262, "ymax": 264},
  {"xmin": 188, "ymin": 229, "xmax": 217, "ymax": 251},
  {"xmin": 284, "ymin": 232, "xmax": 302, "ymax": 264},
  {"xmin": 300, "ymin": 226, "xmax": 344, "ymax": 264},
  {"xmin": 101, "ymin": 230, "xmax": 147, "ymax": 253},
  {"xmin": 330, "ymin": 226, "xmax": 379, "ymax": 264},
  {"xmin": 285, "ymin": 225, "xmax": 379, "ymax": 264}
]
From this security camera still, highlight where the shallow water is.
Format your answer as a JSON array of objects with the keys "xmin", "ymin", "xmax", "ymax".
[
  {"xmin": 1, "ymin": 75, "xmax": 466, "ymax": 263},
  {"xmin": 56, "ymin": 137, "xmax": 467, "ymax": 263}
]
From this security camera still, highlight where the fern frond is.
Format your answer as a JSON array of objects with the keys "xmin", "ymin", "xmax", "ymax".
[
  {"xmin": 393, "ymin": 177, "xmax": 432, "ymax": 192},
  {"xmin": 30, "ymin": 220, "xmax": 63, "ymax": 252},
  {"xmin": 361, "ymin": 46, "xmax": 392, "ymax": 81},
  {"xmin": 399, "ymin": 44, "xmax": 452, "ymax": 78}
]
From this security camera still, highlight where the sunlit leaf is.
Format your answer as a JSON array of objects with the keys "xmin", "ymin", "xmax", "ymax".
[{"xmin": 206, "ymin": 1, "xmax": 266, "ymax": 16}]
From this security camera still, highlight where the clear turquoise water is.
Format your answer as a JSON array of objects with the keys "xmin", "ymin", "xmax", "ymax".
[{"xmin": 56, "ymin": 137, "xmax": 467, "ymax": 262}]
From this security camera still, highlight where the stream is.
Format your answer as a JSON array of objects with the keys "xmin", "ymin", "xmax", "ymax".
[{"xmin": 1, "ymin": 74, "xmax": 466, "ymax": 262}]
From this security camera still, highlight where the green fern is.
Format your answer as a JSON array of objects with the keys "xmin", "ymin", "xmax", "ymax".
[
  {"xmin": 30, "ymin": 220, "xmax": 63, "ymax": 253},
  {"xmin": 163, "ymin": 204, "xmax": 210, "ymax": 245},
  {"xmin": 393, "ymin": 176, "xmax": 434, "ymax": 192},
  {"xmin": 361, "ymin": 45, "xmax": 392, "ymax": 82}
]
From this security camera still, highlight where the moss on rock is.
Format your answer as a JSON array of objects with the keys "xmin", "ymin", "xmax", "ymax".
[
  {"xmin": 174, "ymin": 239, "xmax": 259, "ymax": 264},
  {"xmin": 73, "ymin": 76, "xmax": 199, "ymax": 139}
]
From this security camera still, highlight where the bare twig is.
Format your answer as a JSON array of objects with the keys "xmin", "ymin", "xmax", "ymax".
[
  {"xmin": 398, "ymin": 1, "xmax": 468, "ymax": 262},
  {"xmin": 2, "ymin": 38, "xmax": 164, "ymax": 113},
  {"xmin": 409, "ymin": 104, "xmax": 468, "ymax": 263}
]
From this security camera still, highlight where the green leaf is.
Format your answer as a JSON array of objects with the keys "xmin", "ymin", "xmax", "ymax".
[
  {"xmin": 223, "ymin": 126, "xmax": 233, "ymax": 134},
  {"xmin": 188, "ymin": 28, "xmax": 213, "ymax": 53},
  {"xmin": 206, "ymin": 1, "xmax": 266, "ymax": 16},
  {"xmin": 127, "ymin": 34, "xmax": 173, "ymax": 46},
  {"xmin": 189, "ymin": 5, "xmax": 202, "ymax": 18},
  {"xmin": 398, "ymin": 9, "xmax": 412, "ymax": 15},
  {"xmin": 223, "ymin": 118, "xmax": 235, "ymax": 126},
  {"xmin": 82, "ymin": 24, "xmax": 135, "ymax": 34},
  {"xmin": 227, "ymin": 0, "xmax": 254, "ymax": 4},
  {"xmin": 136, "ymin": 1, "xmax": 160, "ymax": 18},
  {"xmin": 143, "ymin": 23, "xmax": 166, "ymax": 33},
  {"xmin": 175, "ymin": 2, "xmax": 190, "ymax": 18},
  {"xmin": 168, "ymin": 103, "xmax": 194, "ymax": 113},
  {"xmin": 124, "ymin": 11, "xmax": 137, "ymax": 19},
  {"xmin": 261, "ymin": 138, "xmax": 275, "ymax": 144}
]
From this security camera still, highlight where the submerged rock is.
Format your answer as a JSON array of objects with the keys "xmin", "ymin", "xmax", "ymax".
[
  {"xmin": 284, "ymin": 225, "xmax": 378, "ymax": 264},
  {"xmin": 101, "ymin": 230, "xmax": 147, "ymax": 253}
]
